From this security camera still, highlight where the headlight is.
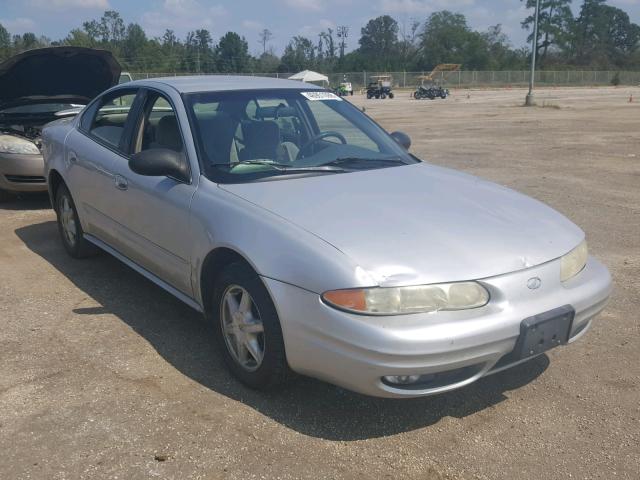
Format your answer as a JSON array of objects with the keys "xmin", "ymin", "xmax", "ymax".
[
  {"xmin": 0, "ymin": 134, "xmax": 40, "ymax": 155},
  {"xmin": 322, "ymin": 282, "xmax": 489, "ymax": 315},
  {"xmin": 560, "ymin": 240, "xmax": 588, "ymax": 282}
]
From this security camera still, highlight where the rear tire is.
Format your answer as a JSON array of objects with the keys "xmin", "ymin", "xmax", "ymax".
[
  {"xmin": 212, "ymin": 262, "xmax": 292, "ymax": 390},
  {"xmin": 55, "ymin": 184, "xmax": 99, "ymax": 258}
]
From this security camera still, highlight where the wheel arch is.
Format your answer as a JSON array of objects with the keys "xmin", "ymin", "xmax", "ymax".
[
  {"xmin": 199, "ymin": 247, "xmax": 257, "ymax": 315},
  {"xmin": 47, "ymin": 169, "xmax": 65, "ymax": 209}
]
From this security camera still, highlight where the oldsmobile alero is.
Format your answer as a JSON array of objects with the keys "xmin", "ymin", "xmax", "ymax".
[{"xmin": 42, "ymin": 76, "xmax": 612, "ymax": 398}]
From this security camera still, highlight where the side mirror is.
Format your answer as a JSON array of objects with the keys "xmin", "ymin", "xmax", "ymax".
[
  {"xmin": 129, "ymin": 148, "xmax": 189, "ymax": 183},
  {"xmin": 390, "ymin": 131, "xmax": 411, "ymax": 150}
]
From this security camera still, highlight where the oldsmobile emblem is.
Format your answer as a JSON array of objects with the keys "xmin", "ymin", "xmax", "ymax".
[{"xmin": 527, "ymin": 277, "xmax": 542, "ymax": 290}]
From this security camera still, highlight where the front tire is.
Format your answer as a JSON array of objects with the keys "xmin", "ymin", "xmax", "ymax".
[
  {"xmin": 55, "ymin": 184, "xmax": 98, "ymax": 258},
  {"xmin": 212, "ymin": 262, "xmax": 291, "ymax": 390}
]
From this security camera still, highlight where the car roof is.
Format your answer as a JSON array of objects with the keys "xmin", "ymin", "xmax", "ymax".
[{"xmin": 128, "ymin": 75, "xmax": 321, "ymax": 94}]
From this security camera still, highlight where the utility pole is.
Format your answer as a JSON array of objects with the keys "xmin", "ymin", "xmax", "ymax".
[
  {"xmin": 525, "ymin": 0, "xmax": 540, "ymax": 106},
  {"xmin": 258, "ymin": 29, "xmax": 273, "ymax": 55}
]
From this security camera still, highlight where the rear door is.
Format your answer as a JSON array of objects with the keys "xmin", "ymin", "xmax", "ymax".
[
  {"xmin": 106, "ymin": 89, "xmax": 197, "ymax": 296},
  {"xmin": 65, "ymin": 88, "xmax": 142, "ymax": 241}
]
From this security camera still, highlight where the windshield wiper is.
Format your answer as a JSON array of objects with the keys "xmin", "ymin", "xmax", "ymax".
[
  {"xmin": 320, "ymin": 157, "xmax": 409, "ymax": 169},
  {"xmin": 211, "ymin": 160, "xmax": 348, "ymax": 174}
]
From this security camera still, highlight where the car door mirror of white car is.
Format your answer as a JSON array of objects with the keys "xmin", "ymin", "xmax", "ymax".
[
  {"xmin": 129, "ymin": 148, "xmax": 190, "ymax": 183},
  {"xmin": 390, "ymin": 131, "xmax": 411, "ymax": 150}
]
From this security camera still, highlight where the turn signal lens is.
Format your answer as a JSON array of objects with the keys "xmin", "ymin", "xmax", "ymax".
[
  {"xmin": 322, "ymin": 282, "xmax": 489, "ymax": 315},
  {"xmin": 560, "ymin": 240, "xmax": 588, "ymax": 282},
  {"xmin": 322, "ymin": 289, "xmax": 367, "ymax": 312}
]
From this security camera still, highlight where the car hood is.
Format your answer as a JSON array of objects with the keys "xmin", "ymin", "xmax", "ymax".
[
  {"xmin": 0, "ymin": 47, "xmax": 121, "ymax": 110},
  {"xmin": 220, "ymin": 163, "xmax": 584, "ymax": 286}
]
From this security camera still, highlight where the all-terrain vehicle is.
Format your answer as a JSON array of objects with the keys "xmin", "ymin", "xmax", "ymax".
[
  {"xmin": 414, "ymin": 84, "xmax": 449, "ymax": 100},
  {"xmin": 413, "ymin": 64, "xmax": 460, "ymax": 101},
  {"xmin": 366, "ymin": 75, "xmax": 394, "ymax": 99}
]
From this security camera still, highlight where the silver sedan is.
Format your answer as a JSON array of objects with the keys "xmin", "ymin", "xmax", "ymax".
[{"xmin": 42, "ymin": 76, "xmax": 612, "ymax": 398}]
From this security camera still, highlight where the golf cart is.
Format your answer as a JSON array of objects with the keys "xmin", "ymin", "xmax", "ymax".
[
  {"xmin": 335, "ymin": 76, "xmax": 353, "ymax": 96},
  {"xmin": 414, "ymin": 64, "xmax": 460, "ymax": 100},
  {"xmin": 366, "ymin": 75, "xmax": 394, "ymax": 99}
]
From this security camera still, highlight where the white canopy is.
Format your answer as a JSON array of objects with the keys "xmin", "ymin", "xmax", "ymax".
[{"xmin": 288, "ymin": 70, "xmax": 329, "ymax": 85}]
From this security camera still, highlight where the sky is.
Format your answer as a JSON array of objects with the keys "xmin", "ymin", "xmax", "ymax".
[{"xmin": 1, "ymin": 0, "xmax": 639, "ymax": 55}]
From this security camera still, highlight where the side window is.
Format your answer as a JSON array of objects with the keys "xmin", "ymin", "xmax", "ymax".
[
  {"xmin": 306, "ymin": 100, "xmax": 379, "ymax": 151},
  {"xmin": 134, "ymin": 93, "xmax": 184, "ymax": 154},
  {"xmin": 88, "ymin": 92, "xmax": 137, "ymax": 149}
]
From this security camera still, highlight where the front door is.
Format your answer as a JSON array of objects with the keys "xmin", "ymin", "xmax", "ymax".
[{"xmin": 108, "ymin": 90, "xmax": 196, "ymax": 296}]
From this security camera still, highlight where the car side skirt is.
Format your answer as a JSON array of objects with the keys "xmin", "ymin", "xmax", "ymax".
[{"xmin": 84, "ymin": 233, "xmax": 203, "ymax": 313}]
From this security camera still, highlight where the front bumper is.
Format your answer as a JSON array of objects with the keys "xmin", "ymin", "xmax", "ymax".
[
  {"xmin": 0, "ymin": 152, "xmax": 47, "ymax": 193},
  {"xmin": 264, "ymin": 256, "xmax": 612, "ymax": 398}
]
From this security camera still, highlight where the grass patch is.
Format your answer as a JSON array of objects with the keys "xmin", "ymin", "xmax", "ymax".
[{"xmin": 541, "ymin": 101, "xmax": 562, "ymax": 109}]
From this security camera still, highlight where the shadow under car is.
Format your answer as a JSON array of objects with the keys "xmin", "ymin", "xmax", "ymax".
[{"xmin": 14, "ymin": 220, "xmax": 549, "ymax": 441}]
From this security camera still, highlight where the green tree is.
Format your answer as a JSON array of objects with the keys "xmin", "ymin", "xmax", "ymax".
[
  {"xmin": 162, "ymin": 29, "xmax": 178, "ymax": 47},
  {"xmin": 183, "ymin": 29, "xmax": 215, "ymax": 73},
  {"xmin": 101, "ymin": 10, "xmax": 126, "ymax": 44},
  {"xmin": 483, "ymin": 24, "xmax": 527, "ymax": 69},
  {"xmin": 0, "ymin": 22, "xmax": 11, "ymax": 61},
  {"xmin": 280, "ymin": 36, "xmax": 315, "ymax": 72},
  {"xmin": 574, "ymin": 0, "xmax": 640, "ymax": 66},
  {"xmin": 12, "ymin": 32, "xmax": 47, "ymax": 52},
  {"xmin": 216, "ymin": 32, "xmax": 251, "ymax": 73},
  {"xmin": 521, "ymin": 0, "xmax": 574, "ymax": 66},
  {"xmin": 64, "ymin": 28, "xmax": 95, "ymax": 47},
  {"xmin": 418, "ymin": 11, "xmax": 490, "ymax": 70},
  {"xmin": 82, "ymin": 10, "xmax": 125, "ymax": 45},
  {"xmin": 122, "ymin": 23, "xmax": 147, "ymax": 67},
  {"xmin": 398, "ymin": 19, "xmax": 421, "ymax": 70},
  {"xmin": 82, "ymin": 19, "xmax": 106, "ymax": 43},
  {"xmin": 358, "ymin": 15, "xmax": 400, "ymax": 69},
  {"xmin": 256, "ymin": 51, "xmax": 280, "ymax": 72}
]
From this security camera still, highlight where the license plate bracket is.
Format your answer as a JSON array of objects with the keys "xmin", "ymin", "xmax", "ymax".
[{"xmin": 513, "ymin": 305, "xmax": 575, "ymax": 360}]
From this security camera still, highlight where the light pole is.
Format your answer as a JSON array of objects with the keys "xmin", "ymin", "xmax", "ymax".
[{"xmin": 525, "ymin": 0, "xmax": 541, "ymax": 106}]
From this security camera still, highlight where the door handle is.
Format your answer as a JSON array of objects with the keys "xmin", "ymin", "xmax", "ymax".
[{"xmin": 114, "ymin": 175, "xmax": 128, "ymax": 191}]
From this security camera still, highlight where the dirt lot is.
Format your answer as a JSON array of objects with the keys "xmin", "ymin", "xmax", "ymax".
[{"xmin": 1, "ymin": 86, "xmax": 639, "ymax": 480}]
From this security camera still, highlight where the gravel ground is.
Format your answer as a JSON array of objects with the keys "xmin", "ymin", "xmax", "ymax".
[{"xmin": 1, "ymin": 86, "xmax": 639, "ymax": 480}]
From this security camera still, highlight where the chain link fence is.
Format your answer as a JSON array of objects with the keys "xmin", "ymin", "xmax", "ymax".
[{"xmin": 130, "ymin": 70, "xmax": 640, "ymax": 89}]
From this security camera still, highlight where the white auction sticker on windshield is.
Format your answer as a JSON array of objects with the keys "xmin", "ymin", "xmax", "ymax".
[{"xmin": 301, "ymin": 91, "xmax": 343, "ymax": 101}]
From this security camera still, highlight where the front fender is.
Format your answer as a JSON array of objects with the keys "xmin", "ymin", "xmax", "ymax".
[{"xmin": 189, "ymin": 179, "xmax": 377, "ymax": 306}]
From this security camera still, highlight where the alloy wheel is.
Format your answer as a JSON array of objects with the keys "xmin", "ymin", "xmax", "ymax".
[
  {"xmin": 220, "ymin": 285, "xmax": 265, "ymax": 371},
  {"xmin": 60, "ymin": 195, "xmax": 77, "ymax": 247}
]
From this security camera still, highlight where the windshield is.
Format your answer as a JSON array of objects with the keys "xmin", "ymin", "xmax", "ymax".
[{"xmin": 184, "ymin": 89, "xmax": 416, "ymax": 183}]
